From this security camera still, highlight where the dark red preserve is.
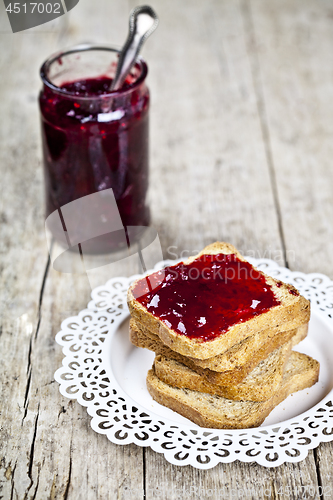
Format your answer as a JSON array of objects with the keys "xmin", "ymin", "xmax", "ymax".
[
  {"xmin": 39, "ymin": 46, "xmax": 150, "ymax": 251},
  {"xmin": 132, "ymin": 253, "xmax": 281, "ymax": 341}
]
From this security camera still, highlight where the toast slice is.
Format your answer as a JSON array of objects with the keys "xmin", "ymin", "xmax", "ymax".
[
  {"xmin": 146, "ymin": 352, "xmax": 319, "ymax": 429},
  {"xmin": 130, "ymin": 318, "xmax": 308, "ymax": 385},
  {"xmin": 203, "ymin": 321, "xmax": 307, "ymax": 386},
  {"xmin": 153, "ymin": 339, "xmax": 293, "ymax": 402},
  {"xmin": 128, "ymin": 242, "xmax": 310, "ymax": 359}
]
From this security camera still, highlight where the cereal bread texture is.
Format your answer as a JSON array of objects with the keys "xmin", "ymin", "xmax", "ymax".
[
  {"xmin": 146, "ymin": 352, "xmax": 320, "ymax": 429},
  {"xmin": 128, "ymin": 242, "xmax": 310, "ymax": 359},
  {"xmin": 130, "ymin": 318, "xmax": 308, "ymax": 385},
  {"xmin": 153, "ymin": 340, "xmax": 293, "ymax": 402}
]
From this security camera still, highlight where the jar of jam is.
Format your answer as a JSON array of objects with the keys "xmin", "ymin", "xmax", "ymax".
[{"xmin": 39, "ymin": 44, "xmax": 150, "ymax": 254}]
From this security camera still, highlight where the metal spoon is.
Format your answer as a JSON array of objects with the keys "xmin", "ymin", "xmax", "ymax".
[{"xmin": 110, "ymin": 5, "xmax": 159, "ymax": 91}]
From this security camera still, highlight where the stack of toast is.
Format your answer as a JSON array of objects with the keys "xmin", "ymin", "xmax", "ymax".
[{"xmin": 127, "ymin": 243, "xmax": 319, "ymax": 429}]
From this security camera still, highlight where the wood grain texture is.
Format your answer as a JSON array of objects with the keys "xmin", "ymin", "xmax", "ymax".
[
  {"xmin": 0, "ymin": 6, "xmax": 61, "ymax": 498},
  {"xmin": 146, "ymin": 0, "xmax": 285, "ymax": 263},
  {"xmin": 248, "ymin": 0, "xmax": 333, "ymax": 496},
  {"xmin": 1, "ymin": 0, "xmax": 332, "ymax": 498},
  {"xmin": 0, "ymin": 1, "xmax": 144, "ymax": 499},
  {"xmin": 250, "ymin": 0, "xmax": 333, "ymax": 276}
]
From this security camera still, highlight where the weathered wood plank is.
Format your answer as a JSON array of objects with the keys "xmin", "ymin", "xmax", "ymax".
[
  {"xmin": 0, "ymin": 9, "xmax": 63, "ymax": 498},
  {"xmin": 250, "ymin": 0, "xmax": 333, "ymax": 276},
  {"xmin": 0, "ymin": 0, "xmax": 145, "ymax": 498},
  {"xmin": 145, "ymin": 0, "xmax": 285, "ymax": 264},
  {"xmin": 249, "ymin": 0, "xmax": 333, "ymax": 497}
]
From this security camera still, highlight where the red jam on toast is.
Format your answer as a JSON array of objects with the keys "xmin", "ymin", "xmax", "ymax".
[{"xmin": 132, "ymin": 254, "xmax": 281, "ymax": 341}]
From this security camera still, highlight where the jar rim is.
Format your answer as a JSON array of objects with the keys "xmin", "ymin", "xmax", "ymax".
[{"xmin": 40, "ymin": 43, "xmax": 148, "ymax": 99}]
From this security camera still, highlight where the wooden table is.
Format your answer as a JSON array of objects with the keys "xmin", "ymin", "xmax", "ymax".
[{"xmin": 1, "ymin": 0, "xmax": 333, "ymax": 498}]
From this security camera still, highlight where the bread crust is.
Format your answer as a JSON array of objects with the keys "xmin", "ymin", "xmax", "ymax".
[
  {"xmin": 146, "ymin": 352, "xmax": 320, "ymax": 429},
  {"xmin": 130, "ymin": 318, "xmax": 308, "ymax": 379},
  {"xmin": 153, "ymin": 342, "xmax": 293, "ymax": 402},
  {"xmin": 128, "ymin": 242, "xmax": 310, "ymax": 359}
]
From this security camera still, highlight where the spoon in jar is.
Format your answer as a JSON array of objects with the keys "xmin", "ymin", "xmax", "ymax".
[{"xmin": 110, "ymin": 5, "xmax": 159, "ymax": 91}]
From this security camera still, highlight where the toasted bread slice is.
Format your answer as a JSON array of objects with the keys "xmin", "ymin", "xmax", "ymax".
[
  {"xmin": 146, "ymin": 352, "xmax": 319, "ymax": 429},
  {"xmin": 130, "ymin": 318, "xmax": 308, "ymax": 384},
  {"xmin": 203, "ymin": 321, "xmax": 307, "ymax": 386},
  {"xmin": 128, "ymin": 242, "xmax": 310, "ymax": 359},
  {"xmin": 154, "ymin": 339, "xmax": 293, "ymax": 402}
]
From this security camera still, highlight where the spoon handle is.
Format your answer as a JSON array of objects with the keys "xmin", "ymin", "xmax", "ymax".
[{"xmin": 110, "ymin": 5, "xmax": 158, "ymax": 92}]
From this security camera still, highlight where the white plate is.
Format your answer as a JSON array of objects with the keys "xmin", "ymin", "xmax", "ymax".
[
  {"xmin": 109, "ymin": 312, "xmax": 332, "ymax": 427},
  {"xmin": 55, "ymin": 257, "xmax": 333, "ymax": 469}
]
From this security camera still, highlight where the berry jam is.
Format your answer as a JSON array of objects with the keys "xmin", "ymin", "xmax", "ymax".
[
  {"xmin": 40, "ymin": 72, "xmax": 149, "ymax": 250},
  {"xmin": 132, "ymin": 253, "xmax": 281, "ymax": 341}
]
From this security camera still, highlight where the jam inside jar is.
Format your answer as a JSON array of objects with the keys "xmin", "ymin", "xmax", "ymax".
[{"xmin": 39, "ymin": 45, "xmax": 150, "ymax": 253}]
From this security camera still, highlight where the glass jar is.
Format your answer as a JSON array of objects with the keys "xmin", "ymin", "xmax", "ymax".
[{"xmin": 39, "ymin": 44, "xmax": 150, "ymax": 253}]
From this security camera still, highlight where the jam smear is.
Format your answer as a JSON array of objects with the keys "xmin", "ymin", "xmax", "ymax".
[{"xmin": 132, "ymin": 253, "xmax": 281, "ymax": 341}]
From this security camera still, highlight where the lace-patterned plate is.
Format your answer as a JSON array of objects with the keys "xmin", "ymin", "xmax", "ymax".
[{"xmin": 54, "ymin": 257, "xmax": 333, "ymax": 469}]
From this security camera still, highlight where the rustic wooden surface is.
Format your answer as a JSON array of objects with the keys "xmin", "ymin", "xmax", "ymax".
[{"xmin": 1, "ymin": 0, "xmax": 333, "ymax": 498}]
